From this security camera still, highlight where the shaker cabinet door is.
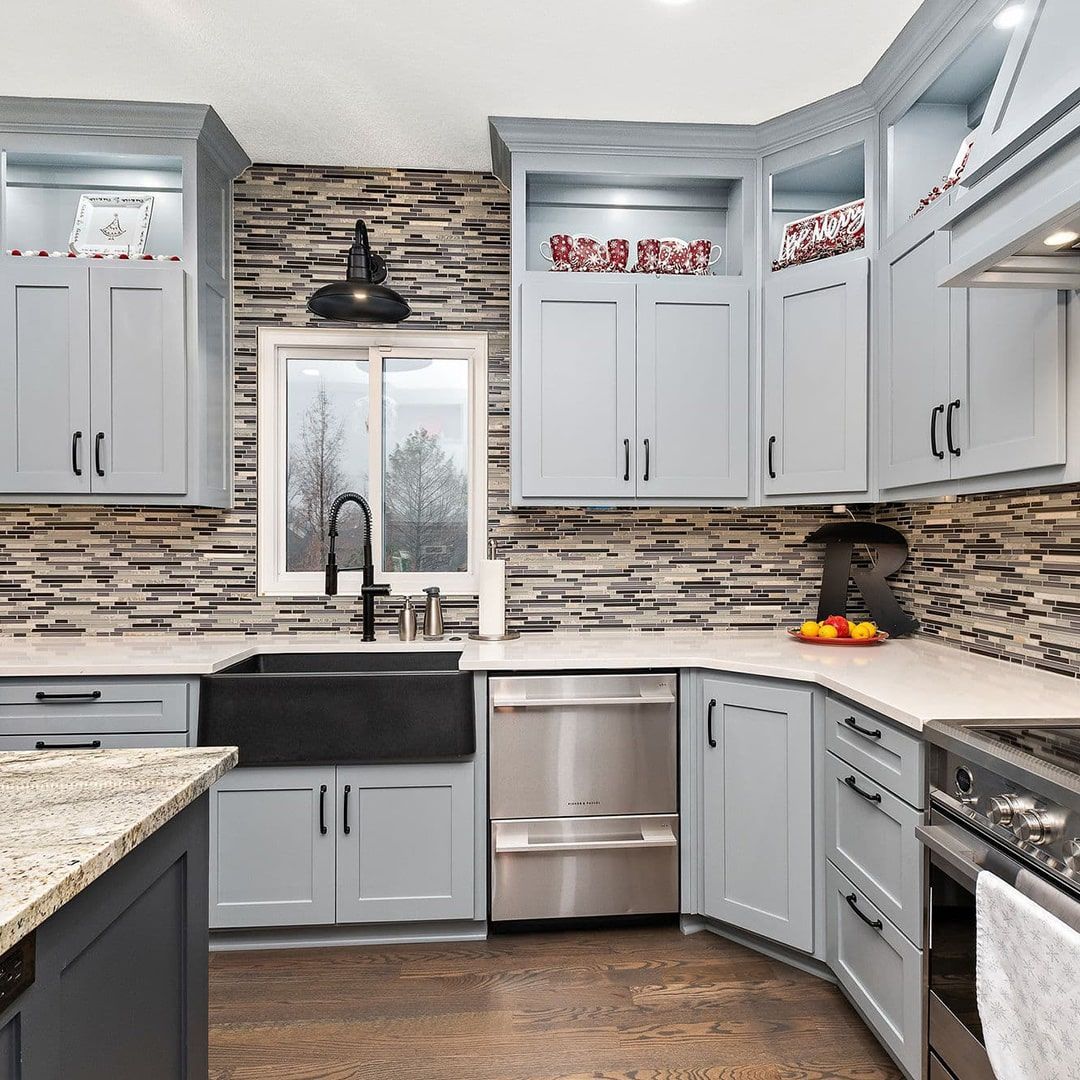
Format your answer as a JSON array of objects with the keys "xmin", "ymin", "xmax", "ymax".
[
  {"xmin": 89, "ymin": 264, "xmax": 187, "ymax": 496},
  {"xmin": 763, "ymin": 258, "xmax": 868, "ymax": 496},
  {"xmin": 636, "ymin": 279, "xmax": 750, "ymax": 499},
  {"xmin": 0, "ymin": 260, "xmax": 91, "ymax": 494},
  {"xmin": 519, "ymin": 278, "xmax": 637, "ymax": 499}
]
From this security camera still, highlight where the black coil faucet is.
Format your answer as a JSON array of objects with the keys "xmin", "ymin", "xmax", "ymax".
[{"xmin": 324, "ymin": 491, "xmax": 391, "ymax": 642}]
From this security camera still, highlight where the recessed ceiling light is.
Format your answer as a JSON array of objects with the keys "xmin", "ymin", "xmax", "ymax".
[
  {"xmin": 1043, "ymin": 230, "xmax": 1079, "ymax": 248},
  {"xmin": 993, "ymin": 4, "xmax": 1025, "ymax": 30}
]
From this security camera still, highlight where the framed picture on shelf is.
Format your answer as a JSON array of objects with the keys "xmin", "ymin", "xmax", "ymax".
[
  {"xmin": 69, "ymin": 194, "xmax": 155, "ymax": 255},
  {"xmin": 773, "ymin": 198, "xmax": 865, "ymax": 271}
]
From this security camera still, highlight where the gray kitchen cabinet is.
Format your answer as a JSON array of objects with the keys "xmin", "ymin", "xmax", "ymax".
[
  {"xmin": 763, "ymin": 257, "xmax": 868, "ymax": 496},
  {"xmin": 0, "ymin": 259, "xmax": 90, "ymax": 495},
  {"xmin": 89, "ymin": 264, "xmax": 188, "ymax": 496},
  {"xmin": 700, "ymin": 676, "xmax": 814, "ymax": 952},
  {"xmin": 336, "ymin": 761, "xmax": 475, "ymax": 924},
  {"xmin": 209, "ymin": 766, "xmax": 337, "ymax": 929},
  {"xmin": 637, "ymin": 278, "xmax": 749, "ymax": 499},
  {"xmin": 519, "ymin": 277, "xmax": 637, "ymax": 499}
]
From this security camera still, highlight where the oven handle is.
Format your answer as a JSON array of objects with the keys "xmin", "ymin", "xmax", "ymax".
[
  {"xmin": 493, "ymin": 819, "xmax": 677, "ymax": 855},
  {"xmin": 491, "ymin": 692, "xmax": 676, "ymax": 709},
  {"xmin": 918, "ymin": 819, "xmax": 1026, "ymax": 890}
]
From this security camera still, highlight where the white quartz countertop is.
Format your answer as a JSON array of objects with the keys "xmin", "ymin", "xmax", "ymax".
[
  {"xmin": 0, "ymin": 630, "xmax": 1075, "ymax": 733},
  {"xmin": 0, "ymin": 746, "xmax": 237, "ymax": 955}
]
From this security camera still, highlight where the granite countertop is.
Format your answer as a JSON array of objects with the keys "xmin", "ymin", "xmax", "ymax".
[
  {"xmin": 0, "ymin": 630, "xmax": 1075, "ymax": 733},
  {"xmin": 0, "ymin": 746, "xmax": 237, "ymax": 955}
]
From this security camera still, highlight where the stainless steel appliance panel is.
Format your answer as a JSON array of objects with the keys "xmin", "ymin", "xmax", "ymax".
[{"xmin": 489, "ymin": 673, "xmax": 677, "ymax": 820}]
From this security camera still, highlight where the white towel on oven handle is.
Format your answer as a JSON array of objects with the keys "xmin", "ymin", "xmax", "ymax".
[{"xmin": 976, "ymin": 870, "xmax": 1080, "ymax": 1079}]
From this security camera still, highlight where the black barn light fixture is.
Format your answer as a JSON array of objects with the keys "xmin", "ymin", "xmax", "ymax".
[{"xmin": 307, "ymin": 219, "xmax": 411, "ymax": 323}]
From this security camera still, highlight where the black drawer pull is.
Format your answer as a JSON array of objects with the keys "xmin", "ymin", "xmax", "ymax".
[
  {"xmin": 846, "ymin": 892, "xmax": 883, "ymax": 931},
  {"xmin": 343, "ymin": 784, "xmax": 351, "ymax": 835},
  {"xmin": 35, "ymin": 690, "xmax": 102, "ymax": 702},
  {"xmin": 843, "ymin": 774, "xmax": 883, "ymax": 804},
  {"xmin": 34, "ymin": 740, "xmax": 102, "ymax": 750},
  {"xmin": 946, "ymin": 399, "xmax": 961, "ymax": 457},
  {"xmin": 767, "ymin": 435, "xmax": 777, "ymax": 479},
  {"xmin": 71, "ymin": 431, "xmax": 83, "ymax": 477},
  {"xmin": 843, "ymin": 715, "xmax": 881, "ymax": 740},
  {"xmin": 623, "ymin": 438, "xmax": 630, "ymax": 483},
  {"xmin": 930, "ymin": 404, "xmax": 945, "ymax": 460},
  {"xmin": 319, "ymin": 784, "xmax": 328, "ymax": 836},
  {"xmin": 642, "ymin": 437, "xmax": 650, "ymax": 482},
  {"xmin": 707, "ymin": 698, "xmax": 717, "ymax": 748},
  {"xmin": 94, "ymin": 432, "xmax": 106, "ymax": 477}
]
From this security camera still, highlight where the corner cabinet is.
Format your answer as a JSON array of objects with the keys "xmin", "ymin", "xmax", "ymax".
[{"xmin": 519, "ymin": 275, "xmax": 750, "ymax": 502}]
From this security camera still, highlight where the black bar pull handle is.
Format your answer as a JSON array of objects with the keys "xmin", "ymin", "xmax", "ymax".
[
  {"xmin": 946, "ymin": 399, "xmax": 961, "ymax": 457},
  {"xmin": 94, "ymin": 432, "xmax": 105, "ymax": 477},
  {"xmin": 843, "ymin": 715, "xmax": 881, "ymax": 740},
  {"xmin": 35, "ymin": 690, "xmax": 102, "ymax": 702},
  {"xmin": 35, "ymin": 739, "xmax": 101, "ymax": 750},
  {"xmin": 71, "ymin": 431, "xmax": 83, "ymax": 477},
  {"xmin": 319, "ymin": 784, "xmax": 328, "ymax": 836},
  {"xmin": 846, "ymin": 892, "xmax": 884, "ymax": 931},
  {"xmin": 843, "ymin": 775, "xmax": 883, "ymax": 805},
  {"xmin": 643, "ymin": 438, "xmax": 650, "ymax": 482},
  {"xmin": 767, "ymin": 435, "xmax": 777, "ymax": 479},
  {"xmin": 623, "ymin": 438, "xmax": 630, "ymax": 482},
  {"xmin": 930, "ymin": 404, "xmax": 945, "ymax": 460},
  {"xmin": 707, "ymin": 698, "xmax": 717, "ymax": 748},
  {"xmin": 343, "ymin": 784, "xmax": 351, "ymax": 835}
]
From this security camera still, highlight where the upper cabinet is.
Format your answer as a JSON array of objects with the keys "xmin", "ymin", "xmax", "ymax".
[{"xmin": 0, "ymin": 99, "xmax": 249, "ymax": 506}]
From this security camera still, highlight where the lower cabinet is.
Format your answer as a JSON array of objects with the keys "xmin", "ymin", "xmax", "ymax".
[
  {"xmin": 700, "ymin": 676, "xmax": 815, "ymax": 952},
  {"xmin": 209, "ymin": 761, "xmax": 475, "ymax": 930}
]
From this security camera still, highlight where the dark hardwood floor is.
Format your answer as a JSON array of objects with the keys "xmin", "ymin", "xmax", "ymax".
[{"xmin": 209, "ymin": 925, "xmax": 903, "ymax": 1080}]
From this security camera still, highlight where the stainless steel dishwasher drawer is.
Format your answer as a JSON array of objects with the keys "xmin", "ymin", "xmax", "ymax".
[
  {"xmin": 489, "ymin": 673, "xmax": 677, "ymax": 819},
  {"xmin": 491, "ymin": 815, "xmax": 679, "ymax": 921}
]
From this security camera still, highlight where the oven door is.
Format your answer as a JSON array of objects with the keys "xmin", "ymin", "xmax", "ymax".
[{"xmin": 918, "ymin": 808, "xmax": 1026, "ymax": 1080}]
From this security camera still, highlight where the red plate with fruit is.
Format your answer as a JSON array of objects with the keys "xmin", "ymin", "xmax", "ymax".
[{"xmin": 788, "ymin": 615, "xmax": 888, "ymax": 646}]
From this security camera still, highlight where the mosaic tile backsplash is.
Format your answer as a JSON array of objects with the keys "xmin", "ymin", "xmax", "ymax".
[{"xmin": 0, "ymin": 164, "xmax": 1075, "ymax": 678}]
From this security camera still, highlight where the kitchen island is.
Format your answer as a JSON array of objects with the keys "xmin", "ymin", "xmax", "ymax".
[{"xmin": 0, "ymin": 746, "xmax": 236, "ymax": 1079}]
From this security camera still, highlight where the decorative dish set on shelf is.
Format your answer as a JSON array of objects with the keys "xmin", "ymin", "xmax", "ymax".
[{"xmin": 541, "ymin": 233, "xmax": 722, "ymax": 274}]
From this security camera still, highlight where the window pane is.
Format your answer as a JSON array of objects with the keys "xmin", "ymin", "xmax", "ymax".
[
  {"xmin": 285, "ymin": 358, "xmax": 369, "ymax": 572},
  {"xmin": 382, "ymin": 357, "xmax": 469, "ymax": 573}
]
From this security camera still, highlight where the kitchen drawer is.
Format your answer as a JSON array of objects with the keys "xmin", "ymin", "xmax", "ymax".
[
  {"xmin": 827, "ymin": 861, "xmax": 923, "ymax": 1080},
  {"xmin": 0, "ymin": 678, "xmax": 191, "ymax": 737},
  {"xmin": 0, "ymin": 732, "xmax": 187, "ymax": 752},
  {"xmin": 826, "ymin": 751, "xmax": 924, "ymax": 945},
  {"xmin": 826, "ymin": 695, "xmax": 924, "ymax": 808}
]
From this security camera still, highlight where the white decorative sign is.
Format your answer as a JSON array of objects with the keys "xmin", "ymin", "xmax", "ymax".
[{"xmin": 69, "ymin": 194, "xmax": 155, "ymax": 255}]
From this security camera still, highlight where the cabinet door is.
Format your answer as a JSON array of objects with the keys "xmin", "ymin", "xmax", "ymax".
[
  {"xmin": 949, "ymin": 286, "xmax": 1066, "ymax": 478},
  {"xmin": 878, "ymin": 227, "xmax": 952, "ymax": 489},
  {"xmin": 636, "ymin": 279, "xmax": 749, "ymax": 499},
  {"xmin": 520, "ymin": 278, "xmax": 636, "ymax": 499},
  {"xmin": 89, "ymin": 264, "xmax": 187, "ymax": 495},
  {"xmin": 0, "ymin": 260, "xmax": 90, "ymax": 494},
  {"xmin": 336, "ymin": 762, "xmax": 474, "ymax": 924},
  {"xmin": 209, "ymin": 766, "xmax": 336, "ymax": 929},
  {"xmin": 701, "ymin": 677, "xmax": 814, "ymax": 952},
  {"xmin": 763, "ymin": 258, "xmax": 868, "ymax": 495}
]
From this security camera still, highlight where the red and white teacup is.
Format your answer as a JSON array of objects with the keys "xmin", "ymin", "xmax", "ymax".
[
  {"xmin": 606, "ymin": 238, "xmax": 630, "ymax": 272},
  {"xmin": 657, "ymin": 237, "xmax": 691, "ymax": 274},
  {"xmin": 540, "ymin": 233, "xmax": 574, "ymax": 271},
  {"xmin": 686, "ymin": 239, "xmax": 723, "ymax": 275},
  {"xmin": 632, "ymin": 238, "xmax": 661, "ymax": 273},
  {"xmin": 569, "ymin": 235, "xmax": 609, "ymax": 271}
]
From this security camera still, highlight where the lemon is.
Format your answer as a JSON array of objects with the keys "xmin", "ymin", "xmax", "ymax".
[
  {"xmin": 800, "ymin": 620, "xmax": 820, "ymax": 638},
  {"xmin": 818, "ymin": 624, "xmax": 839, "ymax": 639},
  {"xmin": 855, "ymin": 621, "xmax": 878, "ymax": 638}
]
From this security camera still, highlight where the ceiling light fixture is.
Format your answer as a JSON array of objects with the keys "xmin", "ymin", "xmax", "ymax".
[
  {"xmin": 1043, "ymin": 230, "xmax": 1080, "ymax": 248},
  {"xmin": 993, "ymin": 4, "xmax": 1025, "ymax": 30}
]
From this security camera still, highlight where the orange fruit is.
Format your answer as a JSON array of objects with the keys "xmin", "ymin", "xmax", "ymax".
[
  {"xmin": 800, "ymin": 620, "xmax": 820, "ymax": 638},
  {"xmin": 818, "ymin": 624, "xmax": 839, "ymax": 639}
]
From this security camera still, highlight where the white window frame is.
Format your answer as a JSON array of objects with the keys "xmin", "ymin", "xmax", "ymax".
[{"xmin": 257, "ymin": 326, "xmax": 488, "ymax": 597}]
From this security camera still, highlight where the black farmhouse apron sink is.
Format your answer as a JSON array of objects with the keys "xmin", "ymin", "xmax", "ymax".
[{"xmin": 198, "ymin": 652, "xmax": 474, "ymax": 765}]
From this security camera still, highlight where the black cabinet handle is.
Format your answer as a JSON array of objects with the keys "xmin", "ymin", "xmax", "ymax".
[
  {"xmin": 319, "ymin": 784, "xmax": 328, "ymax": 836},
  {"xmin": 643, "ymin": 438, "xmax": 650, "ymax": 482},
  {"xmin": 71, "ymin": 431, "xmax": 83, "ymax": 477},
  {"xmin": 946, "ymin": 399, "xmax": 961, "ymax": 457},
  {"xmin": 35, "ymin": 690, "xmax": 102, "ymax": 702},
  {"xmin": 623, "ymin": 438, "xmax": 630, "ymax": 482},
  {"xmin": 94, "ymin": 432, "xmax": 105, "ymax": 477},
  {"xmin": 34, "ymin": 739, "xmax": 101, "ymax": 750},
  {"xmin": 767, "ymin": 435, "xmax": 777, "ymax": 480},
  {"xmin": 843, "ymin": 715, "xmax": 881, "ymax": 740},
  {"xmin": 342, "ymin": 784, "xmax": 351, "ymax": 835},
  {"xmin": 846, "ymin": 892, "xmax": 883, "ymax": 931},
  {"xmin": 843, "ymin": 775, "xmax": 883, "ymax": 805},
  {"xmin": 707, "ymin": 698, "xmax": 717, "ymax": 748},
  {"xmin": 930, "ymin": 404, "xmax": 945, "ymax": 460}
]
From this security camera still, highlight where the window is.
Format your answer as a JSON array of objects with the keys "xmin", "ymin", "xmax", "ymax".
[{"xmin": 257, "ymin": 327, "xmax": 488, "ymax": 596}]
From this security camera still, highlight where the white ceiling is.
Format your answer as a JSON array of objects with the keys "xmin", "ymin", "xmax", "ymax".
[{"xmin": 4, "ymin": 0, "xmax": 924, "ymax": 171}]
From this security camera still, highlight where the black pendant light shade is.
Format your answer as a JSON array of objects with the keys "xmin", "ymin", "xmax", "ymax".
[{"xmin": 307, "ymin": 219, "xmax": 411, "ymax": 323}]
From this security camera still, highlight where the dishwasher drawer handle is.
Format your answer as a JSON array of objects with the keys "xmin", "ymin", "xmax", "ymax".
[
  {"xmin": 492, "ymin": 692, "xmax": 676, "ymax": 709},
  {"xmin": 845, "ymin": 892, "xmax": 883, "ymax": 932},
  {"xmin": 35, "ymin": 690, "xmax": 102, "ymax": 702},
  {"xmin": 494, "ymin": 822, "xmax": 677, "ymax": 855},
  {"xmin": 843, "ymin": 715, "xmax": 881, "ymax": 740},
  {"xmin": 34, "ymin": 739, "xmax": 102, "ymax": 750},
  {"xmin": 843, "ymin": 775, "xmax": 883, "ymax": 804}
]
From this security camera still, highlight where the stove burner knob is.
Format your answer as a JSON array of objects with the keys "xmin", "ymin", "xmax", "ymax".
[
  {"xmin": 987, "ymin": 794, "xmax": 1032, "ymax": 827},
  {"xmin": 1013, "ymin": 808, "xmax": 1060, "ymax": 846},
  {"xmin": 1064, "ymin": 841, "xmax": 1080, "ymax": 875}
]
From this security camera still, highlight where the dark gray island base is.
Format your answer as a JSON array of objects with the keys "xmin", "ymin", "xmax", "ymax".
[{"xmin": 1, "ymin": 795, "xmax": 209, "ymax": 1080}]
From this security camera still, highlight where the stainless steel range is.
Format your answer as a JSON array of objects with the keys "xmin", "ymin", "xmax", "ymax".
[{"xmin": 921, "ymin": 718, "xmax": 1080, "ymax": 1080}]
